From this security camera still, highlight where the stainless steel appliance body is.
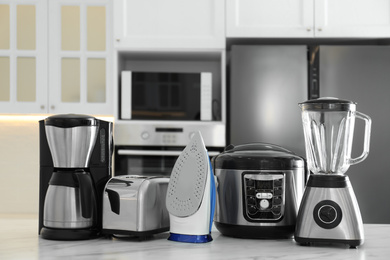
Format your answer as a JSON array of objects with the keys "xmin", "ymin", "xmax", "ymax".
[
  {"xmin": 45, "ymin": 125, "xmax": 98, "ymax": 168},
  {"xmin": 39, "ymin": 114, "xmax": 113, "ymax": 240},
  {"xmin": 295, "ymin": 175, "xmax": 364, "ymax": 246},
  {"xmin": 43, "ymin": 171, "xmax": 95, "ymax": 229},
  {"xmin": 102, "ymin": 175, "xmax": 170, "ymax": 236},
  {"xmin": 212, "ymin": 143, "xmax": 307, "ymax": 239},
  {"xmin": 295, "ymin": 98, "xmax": 371, "ymax": 247}
]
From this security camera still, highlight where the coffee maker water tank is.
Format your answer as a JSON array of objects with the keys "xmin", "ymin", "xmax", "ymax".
[{"xmin": 44, "ymin": 114, "xmax": 99, "ymax": 168}]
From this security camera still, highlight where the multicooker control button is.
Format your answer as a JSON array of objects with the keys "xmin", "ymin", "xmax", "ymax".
[{"xmin": 256, "ymin": 192, "xmax": 273, "ymax": 199}]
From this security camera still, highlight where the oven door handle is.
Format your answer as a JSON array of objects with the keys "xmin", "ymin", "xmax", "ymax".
[{"xmin": 117, "ymin": 149, "xmax": 220, "ymax": 157}]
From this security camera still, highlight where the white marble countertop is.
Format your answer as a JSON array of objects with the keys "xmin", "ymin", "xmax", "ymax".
[{"xmin": 1, "ymin": 214, "xmax": 389, "ymax": 260}]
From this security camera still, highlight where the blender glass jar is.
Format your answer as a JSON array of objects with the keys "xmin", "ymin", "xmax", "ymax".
[{"xmin": 299, "ymin": 97, "xmax": 371, "ymax": 175}]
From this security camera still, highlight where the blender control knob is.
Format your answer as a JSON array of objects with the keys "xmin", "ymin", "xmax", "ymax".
[
  {"xmin": 319, "ymin": 205, "xmax": 337, "ymax": 223},
  {"xmin": 313, "ymin": 200, "xmax": 343, "ymax": 229}
]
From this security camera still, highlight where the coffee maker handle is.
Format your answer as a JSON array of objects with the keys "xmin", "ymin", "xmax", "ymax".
[
  {"xmin": 75, "ymin": 171, "xmax": 94, "ymax": 219},
  {"xmin": 349, "ymin": 111, "xmax": 372, "ymax": 165}
]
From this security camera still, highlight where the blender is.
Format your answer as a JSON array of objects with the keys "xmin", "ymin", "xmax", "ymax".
[{"xmin": 294, "ymin": 97, "xmax": 371, "ymax": 247}]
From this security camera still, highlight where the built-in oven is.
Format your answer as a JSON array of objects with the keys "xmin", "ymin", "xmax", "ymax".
[{"xmin": 113, "ymin": 50, "xmax": 226, "ymax": 176}]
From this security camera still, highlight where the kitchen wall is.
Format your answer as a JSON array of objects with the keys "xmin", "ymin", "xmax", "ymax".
[
  {"xmin": 0, "ymin": 115, "xmax": 113, "ymax": 215},
  {"xmin": 0, "ymin": 117, "xmax": 41, "ymax": 214}
]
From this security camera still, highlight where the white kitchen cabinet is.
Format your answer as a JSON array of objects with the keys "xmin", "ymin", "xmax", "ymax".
[
  {"xmin": 113, "ymin": 0, "xmax": 225, "ymax": 49},
  {"xmin": 315, "ymin": 0, "xmax": 390, "ymax": 38},
  {"xmin": 48, "ymin": 0, "xmax": 113, "ymax": 115},
  {"xmin": 0, "ymin": 0, "xmax": 113, "ymax": 115},
  {"xmin": 227, "ymin": 0, "xmax": 390, "ymax": 38},
  {"xmin": 0, "ymin": 0, "xmax": 48, "ymax": 114},
  {"xmin": 226, "ymin": 0, "xmax": 313, "ymax": 38}
]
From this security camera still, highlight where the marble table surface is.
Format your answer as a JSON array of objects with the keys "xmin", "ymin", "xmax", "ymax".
[{"xmin": 1, "ymin": 214, "xmax": 389, "ymax": 260}]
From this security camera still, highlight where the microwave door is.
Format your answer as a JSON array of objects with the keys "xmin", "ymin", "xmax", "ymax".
[{"xmin": 121, "ymin": 71, "xmax": 132, "ymax": 120}]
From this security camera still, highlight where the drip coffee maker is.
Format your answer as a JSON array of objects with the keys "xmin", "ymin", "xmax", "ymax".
[
  {"xmin": 294, "ymin": 98, "xmax": 371, "ymax": 247},
  {"xmin": 39, "ymin": 114, "xmax": 113, "ymax": 240}
]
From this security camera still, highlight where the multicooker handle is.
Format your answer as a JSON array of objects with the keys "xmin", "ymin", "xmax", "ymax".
[{"xmin": 349, "ymin": 111, "xmax": 372, "ymax": 165}]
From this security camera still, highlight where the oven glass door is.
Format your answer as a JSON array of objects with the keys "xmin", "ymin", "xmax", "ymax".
[
  {"xmin": 114, "ymin": 147, "xmax": 181, "ymax": 176},
  {"xmin": 114, "ymin": 146, "xmax": 221, "ymax": 177}
]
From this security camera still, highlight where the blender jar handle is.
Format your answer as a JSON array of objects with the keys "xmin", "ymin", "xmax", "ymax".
[{"xmin": 349, "ymin": 111, "xmax": 372, "ymax": 165}]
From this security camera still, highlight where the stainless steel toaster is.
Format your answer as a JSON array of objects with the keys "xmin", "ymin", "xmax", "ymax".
[{"xmin": 102, "ymin": 175, "xmax": 170, "ymax": 237}]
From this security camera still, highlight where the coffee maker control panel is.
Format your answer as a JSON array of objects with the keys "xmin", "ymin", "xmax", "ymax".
[{"xmin": 243, "ymin": 172, "xmax": 285, "ymax": 222}]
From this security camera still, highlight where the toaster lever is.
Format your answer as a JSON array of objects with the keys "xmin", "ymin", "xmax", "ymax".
[{"xmin": 106, "ymin": 189, "xmax": 120, "ymax": 215}]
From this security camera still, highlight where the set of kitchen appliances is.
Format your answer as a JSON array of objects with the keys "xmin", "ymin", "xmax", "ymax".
[{"xmin": 39, "ymin": 97, "xmax": 371, "ymax": 247}]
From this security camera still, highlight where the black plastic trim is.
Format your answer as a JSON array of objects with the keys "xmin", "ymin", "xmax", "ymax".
[
  {"xmin": 307, "ymin": 175, "xmax": 350, "ymax": 188},
  {"xmin": 295, "ymin": 236, "xmax": 363, "ymax": 248},
  {"xmin": 40, "ymin": 227, "xmax": 98, "ymax": 241},
  {"xmin": 102, "ymin": 227, "xmax": 169, "ymax": 237},
  {"xmin": 44, "ymin": 114, "xmax": 98, "ymax": 128},
  {"xmin": 313, "ymin": 200, "xmax": 343, "ymax": 229},
  {"xmin": 155, "ymin": 127, "xmax": 183, "ymax": 132},
  {"xmin": 215, "ymin": 222, "xmax": 294, "ymax": 239},
  {"xmin": 49, "ymin": 171, "xmax": 79, "ymax": 187}
]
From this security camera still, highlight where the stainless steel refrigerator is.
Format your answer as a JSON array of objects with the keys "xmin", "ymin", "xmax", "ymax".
[{"xmin": 229, "ymin": 45, "xmax": 390, "ymax": 223}]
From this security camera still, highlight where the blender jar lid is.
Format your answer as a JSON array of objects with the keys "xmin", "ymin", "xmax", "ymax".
[
  {"xmin": 299, "ymin": 97, "xmax": 356, "ymax": 111},
  {"xmin": 45, "ymin": 114, "xmax": 98, "ymax": 128}
]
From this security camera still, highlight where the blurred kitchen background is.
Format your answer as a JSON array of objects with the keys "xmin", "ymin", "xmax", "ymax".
[{"xmin": 1, "ymin": 0, "xmax": 390, "ymax": 224}]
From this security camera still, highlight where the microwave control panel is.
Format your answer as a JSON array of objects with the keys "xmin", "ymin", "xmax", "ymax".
[{"xmin": 243, "ymin": 172, "xmax": 285, "ymax": 222}]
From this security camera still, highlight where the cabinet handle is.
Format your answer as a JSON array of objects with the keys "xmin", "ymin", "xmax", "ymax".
[
  {"xmin": 50, "ymin": 105, "xmax": 55, "ymax": 110},
  {"xmin": 116, "ymin": 39, "xmax": 120, "ymax": 42},
  {"xmin": 306, "ymin": 27, "xmax": 312, "ymax": 32},
  {"xmin": 40, "ymin": 105, "xmax": 45, "ymax": 110},
  {"xmin": 318, "ymin": 28, "xmax": 323, "ymax": 32}
]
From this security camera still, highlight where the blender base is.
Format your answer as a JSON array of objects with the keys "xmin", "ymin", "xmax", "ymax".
[{"xmin": 294, "ymin": 175, "xmax": 364, "ymax": 248}]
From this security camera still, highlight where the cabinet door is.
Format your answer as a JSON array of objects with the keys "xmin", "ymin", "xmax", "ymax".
[
  {"xmin": 315, "ymin": 0, "xmax": 390, "ymax": 37},
  {"xmin": 114, "ymin": 0, "xmax": 225, "ymax": 49},
  {"xmin": 0, "ymin": 0, "xmax": 48, "ymax": 114},
  {"xmin": 226, "ymin": 0, "xmax": 314, "ymax": 38},
  {"xmin": 48, "ymin": 0, "xmax": 113, "ymax": 115}
]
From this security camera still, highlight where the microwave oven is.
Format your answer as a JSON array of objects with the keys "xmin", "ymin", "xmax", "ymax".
[
  {"xmin": 115, "ymin": 70, "xmax": 225, "ymax": 148},
  {"xmin": 120, "ymin": 71, "xmax": 214, "ymax": 121}
]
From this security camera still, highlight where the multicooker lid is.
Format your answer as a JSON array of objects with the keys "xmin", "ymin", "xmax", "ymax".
[
  {"xmin": 212, "ymin": 143, "xmax": 305, "ymax": 170},
  {"xmin": 45, "ymin": 114, "xmax": 98, "ymax": 128}
]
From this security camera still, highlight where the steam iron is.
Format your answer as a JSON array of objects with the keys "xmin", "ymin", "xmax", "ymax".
[{"xmin": 166, "ymin": 131, "xmax": 216, "ymax": 243}]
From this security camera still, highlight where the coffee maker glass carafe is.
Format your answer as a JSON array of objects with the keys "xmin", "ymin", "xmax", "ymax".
[
  {"xmin": 42, "ymin": 114, "xmax": 99, "ymax": 239},
  {"xmin": 300, "ymin": 97, "xmax": 371, "ymax": 175}
]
